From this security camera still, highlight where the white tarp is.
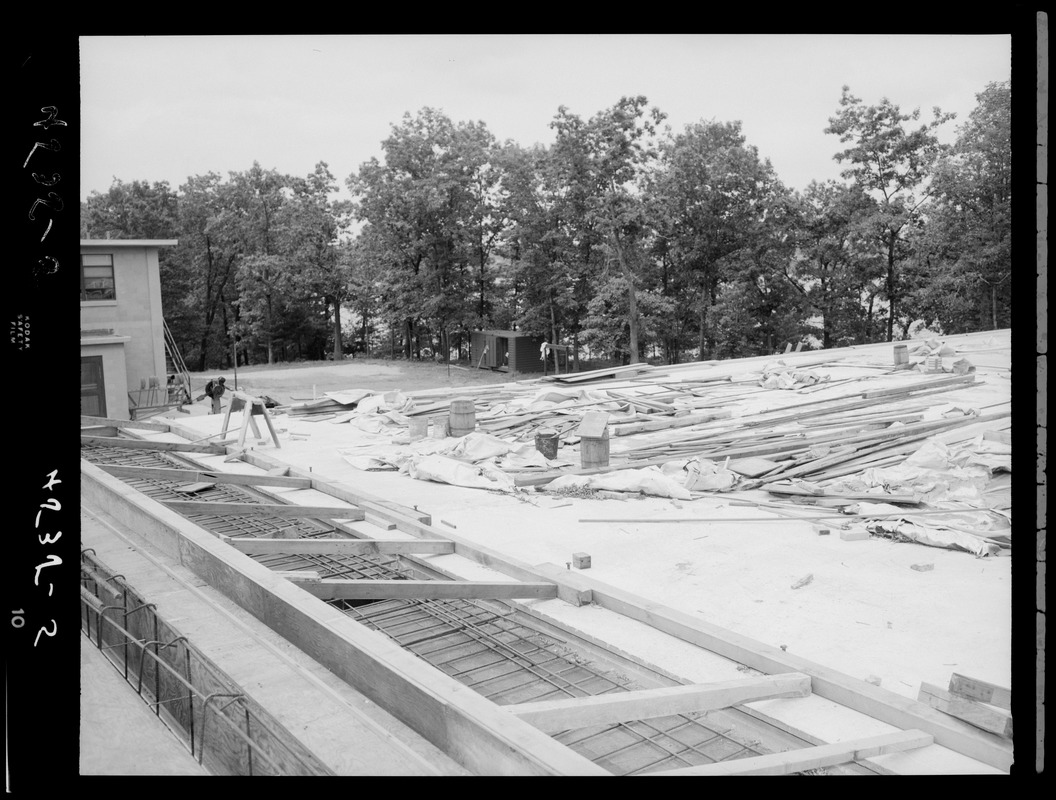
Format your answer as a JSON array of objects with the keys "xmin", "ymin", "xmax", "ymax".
[{"xmin": 407, "ymin": 454, "xmax": 516, "ymax": 491}]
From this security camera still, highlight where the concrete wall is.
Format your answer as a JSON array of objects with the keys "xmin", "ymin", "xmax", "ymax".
[
  {"xmin": 81, "ymin": 338, "xmax": 130, "ymax": 419},
  {"xmin": 80, "ymin": 244, "xmax": 168, "ymax": 393}
]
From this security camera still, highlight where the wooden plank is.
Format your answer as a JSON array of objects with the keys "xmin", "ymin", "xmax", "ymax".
[
  {"xmin": 947, "ymin": 674, "xmax": 1011, "ymax": 710},
  {"xmin": 562, "ymin": 571, "xmax": 1013, "ymax": 771},
  {"xmin": 96, "ymin": 464, "xmax": 314, "ymax": 489},
  {"xmin": 917, "ymin": 682, "xmax": 1013, "ymax": 738},
  {"xmin": 577, "ymin": 411, "xmax": 610, "ymax": 439},
  {"xmin": 642, "ymin": 730, "xmax": 934, "ymax": 775},
  {"xmin": 228, "ymin": 538, "xmax": 456, "ymax": 556},
  {"xmin": 508, "ymin": 673, "xmax": 811, "ymax": 733},
  {"xmin": 80, "ymin": 426, "xmax": 119, "ymax": 437},
  {"xmin": 161, "ymin": 500, "xmax": 365, "ymax": 520},
  {"xmin": 287, "ymin": 578, "xmax": 559, "ymax": 601},
  {"xmin": 80, "ymin": 435, "xmax": 227, "ymax": 454},
  {"xmin": 236, "ymin": 451, "xmax": 433, "ymax": 525},
  {"xmin": 860, "ymin": 372, "xmax": 976, "ymax": 399},
  {"xmin": 726, "ymin": 457, "xmax": 782, "ymax": 477},
  {"xmin": 81, "ymin": 414, "xmax": 171, "ymax": 432}
]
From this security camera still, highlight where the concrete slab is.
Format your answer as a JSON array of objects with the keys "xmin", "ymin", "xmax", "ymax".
[{"xmin": 80, "ymin": 635, "xmax": 209, "ymax": 775}]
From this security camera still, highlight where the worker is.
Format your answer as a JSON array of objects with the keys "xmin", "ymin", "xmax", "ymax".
[{"xmin": 205, "ymin": 376, "xmax": 227, "ymax": 414}]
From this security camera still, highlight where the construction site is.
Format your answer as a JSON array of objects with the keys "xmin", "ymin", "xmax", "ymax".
[{"xmin": 76, "ymin": 326, "xmax": 1030, "ymax": 777}]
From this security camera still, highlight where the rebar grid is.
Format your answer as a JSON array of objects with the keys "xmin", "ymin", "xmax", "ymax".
[
  {"xmin": 80, "ymin": 550, "xmax": 324, "ymax": 776},
  {"xmin": 83, "ymin": 445, "xmax": 769, "ymax": 774}
]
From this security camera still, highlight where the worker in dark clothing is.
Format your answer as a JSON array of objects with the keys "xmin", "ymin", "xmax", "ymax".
[{"xmin": 205, "ymin": 376, "xmax": 227, "ymax": 414}]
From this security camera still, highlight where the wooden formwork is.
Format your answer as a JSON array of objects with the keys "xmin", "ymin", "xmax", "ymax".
[{"xmin": 80, "ymin": 439, "xmax": 1014, "ymax": 775}]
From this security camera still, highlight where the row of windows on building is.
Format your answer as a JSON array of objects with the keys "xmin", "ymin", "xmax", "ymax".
[{"xmin": 81, "ymin": 254, "xmax": 115, "ymax": 301}]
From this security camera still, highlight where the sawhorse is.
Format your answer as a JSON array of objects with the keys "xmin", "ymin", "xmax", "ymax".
[{"xmin": 221, "ymin": 391, "xmax": 281, "ymax": 449}]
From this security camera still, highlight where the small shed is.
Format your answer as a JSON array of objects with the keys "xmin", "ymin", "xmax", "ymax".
[{"xmin": 470, "ymin": 330, "xmax": 546, "ymax": 373}]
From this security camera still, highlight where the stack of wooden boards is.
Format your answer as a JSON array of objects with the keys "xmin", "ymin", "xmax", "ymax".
[
  {"xmin": 917, "ymin": 674, "xmax": 1012, "ymax": 739},
  {"xmin": 280, "ymin": 355, "xmax": 1010, "ymax": 506}
]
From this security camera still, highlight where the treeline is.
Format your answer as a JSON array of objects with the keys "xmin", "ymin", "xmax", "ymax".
[{"xmin": 80, "ymin": 82, "xmax": 1011, "ymax": 371}]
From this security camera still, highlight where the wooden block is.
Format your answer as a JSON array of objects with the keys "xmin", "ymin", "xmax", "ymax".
[
  {"xmin": 917, "ymin": 682, "xmax": 1013, "ymax": 738},
  {"xmin": 948, "ymin": 674, "xmax": 1011, "ymax": 710},
  {"xmin": 813, "ymin": 524, "xmax": 831, "ymax": 536},
  {"xmin": 576, "ymin": 411, "xmax": 610, "ymax": 439},
  {"xmin": 572, "ymin": 552, "xmax": 591, "ymax": 569},
  {"xmin": 840, "ymin": 530, "xmax": 871, "ymax": 541}
]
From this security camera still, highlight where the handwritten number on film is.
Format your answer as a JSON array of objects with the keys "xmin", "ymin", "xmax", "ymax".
[
  {"xmin": 16, "ymin": 470, "xmax": 63, "ymax": 646},
  {"xmin": 25, "ymin": 106, "xmax": 66, "ymax": 242}
]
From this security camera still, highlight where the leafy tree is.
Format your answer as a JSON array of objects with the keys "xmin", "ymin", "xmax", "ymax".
[
  {"xmin": 825, "ymin": 86, "xmax": 954, "ymax": 341},
  {"xmin": 550, "ymin": 97, "xmax": 666, "ymax": 364},
  {"xmin": 175, "ymin": 172, "xmax": 245, "ymax": 370},
  {"xmin": 350, "ymin": 108, "xmax": 490, "ymax": 360},
  {"xmin": 789, "ymin": 180, "xmax": 886, "ymax": 346},
  {"xmin": 906, "ymin": 81, "xmax": 1011, "ymax": 332},
  {"xmin": 281, "ymin": 162, "xmax": 353, "ymax": 360},
  {"xmin": 497, "ymin": 140, "xmax": 586, "ymax": 368},
  {"xmin": 228, "ymin": 163, "xmax": 292, "ymax": 364},
  {"xmin": 647, "ymin": 120, "xmax": 783, "ymax": 360}
]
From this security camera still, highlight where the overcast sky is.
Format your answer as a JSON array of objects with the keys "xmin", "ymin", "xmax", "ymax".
[{"xmin": 79, "ymin": 34, "xmax": 1012, "ymax": 203}]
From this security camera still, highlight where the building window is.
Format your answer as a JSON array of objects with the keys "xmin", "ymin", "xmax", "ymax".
[
  {"xmin": 81, "ymin": 254, "xmax": 115, "ymax": 301},
  {"xmin": 81, "ymin": 356, "xmax": 107, "ymax": 417}
]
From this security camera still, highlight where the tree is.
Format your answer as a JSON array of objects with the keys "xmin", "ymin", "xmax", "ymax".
[
  {"xmin": 825, "ymin": 86, "xmax": 954, "ymax": 341},
  {"xmin": 907, "ymin": 81, "xmax": 1011, "ymax": 332},
  {"xmin": 550, "ymin": 96, "xmax": 666, "ymax": 364},
  {"xmin": 790, "ymin": 180, "xmax": 886, "ymax": 347},
  {"xmin": 175, "ymin": 172, "xmax": 244, "ymax": 370},
  {"xmin": 647, "ymin": 120, "xmax": 784, "ymax": 360},
  {"xmin": 281, "ymin": 162, "xmax": 353, "ymax": 360},
  {"xmin": 349, "ymin": 108, "xmax": 489, "ymax": 360}
]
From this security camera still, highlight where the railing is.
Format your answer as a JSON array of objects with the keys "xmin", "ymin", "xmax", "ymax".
[{"xmin": 79, "ymin": 548, "xmax": 327, "ymax": 776}]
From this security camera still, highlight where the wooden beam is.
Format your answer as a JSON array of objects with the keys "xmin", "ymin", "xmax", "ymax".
[
  {"xmin": 508, "ymin": 673, "xmax": 811, "ymax": 733},
  {"xmin": 290, "ymin": 579, "xmax": 558, "ymax": 601},
  {"xmin": 96, "ymin": 464, "xmax": 314, "ymax": 489},
  {"xmin": 81, "ymin": 426, "xmax": 119, "ymax": 437},
  {"xmin": 562, "ymin": 571, "xmax": 1013, "ymax": 771},
  {"xmin": 161, "ymin": 500, "xmax": 365, "ymax": 520},
  {"xmin": 641, "ymin": 729, "xmax": 934, "ymax": 776},
  {"xmin": 917, "ymin": 683, "xmax": 1013, "ymax": 739},
  {"xmin": 228, "ymin": 537, "xmax": 456, "ymax": 556},
  {"xmin": 81, "ymin": 435, "xmax": 227, "ymax": 454},
  {"xmin": 947, "ymin": 674, "xmax": 1011, "ymax": 710},
  {"xmin": 236, "ymin": 449, "xmax": 432, "ymax": 525},
  {"xmin": 82, "ymin": 414, "xmax": 171, "ymax": 432}
]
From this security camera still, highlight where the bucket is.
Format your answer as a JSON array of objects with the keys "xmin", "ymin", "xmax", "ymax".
[
  {"xmin": 924, "ymin": 354, "xmax": 942, "ymax": 374},
  {"xmin": 580, "ymin": 429, "xmax": 610, "ymax": 468},
  {"xmin": 407, "ymin": 417, "xmax": 428, "ymax": 442},
  {"xmin": 893, "ymin": 344, "xmax": 908, "ymax": 366},
  {"xmin": 431, "ymin": 418, "xmax": 449, "ymax": 439},
  {"xmin": 449, "ymin": 399, "xmax": 476, "ymax": 437},
  {"xmin": 534, "ymin": 427, "xmax": 559, "ymax": 460}
]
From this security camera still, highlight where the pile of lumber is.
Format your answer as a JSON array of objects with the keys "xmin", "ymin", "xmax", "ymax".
[{"xmin": 917, "ymin": 674, "xmax": 1012, "ymax": 739}]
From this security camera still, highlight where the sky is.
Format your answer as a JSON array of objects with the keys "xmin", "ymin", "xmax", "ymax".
[{"xmin": 79, "ymin": 34, "xmax": 1013, "ymax": 204}]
